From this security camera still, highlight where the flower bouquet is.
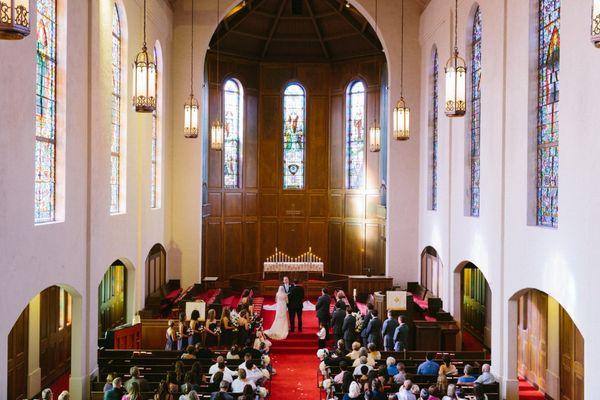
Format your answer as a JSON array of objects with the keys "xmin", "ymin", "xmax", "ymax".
[{"xmin": 353, "ymin": 312, "xmax": 364, "ymax": 334}]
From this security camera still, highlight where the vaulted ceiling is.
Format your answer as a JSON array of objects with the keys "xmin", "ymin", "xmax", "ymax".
[{"xmin": 208, "ymin": 0, "xmax": 387, "ymax": 62}]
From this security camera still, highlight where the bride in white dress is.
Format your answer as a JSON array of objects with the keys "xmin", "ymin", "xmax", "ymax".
[{"xmin": 264, "ymin": 286, "xmax": 289, "ymax": 340}]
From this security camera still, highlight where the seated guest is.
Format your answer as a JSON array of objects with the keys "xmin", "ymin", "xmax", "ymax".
[
  {"xmin": 346, "ymin": 341, "xmax": 362, "ymax": 360},
  {"xmin": 457, "ymin": 364, "xmax": 477, "ymax": 384},
  {"xmin": 317, "ymin": 348, "xmax": 329, "ymax": 375},
  {"xmin": 253, "ymin": 329, "xmax": 272, "ymax": 352},
  {"xmin": 174, "ymin": 361, "xmax": 185, "ymax": 385},
  {"xmin": 208, "ymin": 372, "xmax": 224, "ymax": 393},
  {"xmin": 153, "ymin": 381, "xmax": 174, "ymax": 400},
  {"xmin": 342, "ymin": 381, "xmax": 362, "ymax": 400},
  {"xmin": 427, "ymin": 384, "xmax": 442, "ymax": 400},
  {"xmin": 353, "ymin": 357, "xmax": 374, "ymax": 376},
  {"xmin": 352, "ymin": 349, "xmax": 375, "ymax": 367},
  {"xmin": 333, "ymin": 339, "xmax": 346, "ymax": 357},
  {"xmin": 181, "ymin": 345, "xmax": 196, "ymax": 360},
  {"xmin": 438, "ymin": 355, "xmax": 458, "ymax": 376},
  {"xmin": 103, "ymin": 373, "xmax": 115, "ymax": 392},
  {"xmin": 211, "ymin": 380, "xmax": 234, "ymax": 400},
  {"xmin": 357, "ymin": 365, "xmax": 370, "ymax": 386},
  {"xmin": 238, "ymin": 384, "xmax": 256, "ymax": 400},
  {"xmin": 367, "ymin": 343, "xmax": 381, "ymax": 360},
  {"xmin": 211, "ymin": 363, "xmax": 235, "ymax": 383},
  {"xmin": 238, "ymin": 352, "xmax": 253, "ymax": 371},
  {"xmin": 231, "ymin": 369, "xmax": 256, "ymax": 393},
  {"xmin": 411, "ymin": 384, "xmax": 421, "ymax": 398},
  {"xmin": 210, "ymin": 356, "xmax": 237, "ymax": 378},
  {"xmin": 42, "ymin": 389, "xmax": 53, "ymax": 400},
  {"xmin": 382, "ymin": 310, "xmax": 399, "ymax": 351},
  {"xmin": 435, "ymin": 375, "xmax": 448, "ymax": 397},
  {"xmin": 396, "ymin": 380, "xmax": 417, "ymax": 400},
  {"xmin": 365, "ymin": 379, "xmax": 387, "ymax": 400},
  {"xmin": 187, "ymin": 391, "xmax": 200, "ymax": 400},
  {"xmin": 418, "ymin": 388, "xmax": 430, "ymax": 400},
  {"xmin": 181, "ymin": 372, "xmax": 200, "ymax": 393},
  {"xmin": 166, "ymin": 372, "xmax": 180, "ymax": 394},
  {"xmin": 474, "ymin": 364, "xmax": 496, "ymax": 384},
  {"xmin": 386, "ymin": 357, "xmax": 399, "ymax": 376},
  {"xmin": 57, "ymin": 391, "xmax": 70, "ymax": 400},
  {"xmin": 194, "ymin": 343, "xmax": 215, "ymax": 359},
  {"xmin": 376, "ymin": 365, "xmax": 391, "ymax": 385},
  {"xmin": 241, "ymin": 340, "xmax": 262, "ymax": 360},
  {"xmin": 442, "ymin": 384, "xmax": 458, "ymax": 400},
  {"xmin": 122, "ymin": 381, "xmax": 141, "ymax": 400},
  {"xmin": 165, "ymin": 320, "xmax": 177, "ymax": 351},
  {"xmin": 104, "ymin": 379, "xmax": 125, "ymax": 400},
  {"xmin": 334, "ymin": 361, "xmax": 349, "ymax": 384},
  {"xmin": 393, "ymin": 362, "xmax": 407, "ymax": 385},
  {"xmin": 178, "ymin": 382, "xmax": 192, "ymax": 400},
  {"xmin": 417, "ymin": 352, "xmax": 439, "ymax": 375},
  {"xmin": 243, "ymin": 360, "xmax": 266, "ymax": 385},
  {"xmin": 472, "ymin": 384, "xmax": 486, "ymax": 400},
  {"xmin": 125, "ymin": 366, "xmax": 150, "ymax": 392},
  {"xmin": 226, "ymin": 344, "xmax": 241, "ymax": 360}
]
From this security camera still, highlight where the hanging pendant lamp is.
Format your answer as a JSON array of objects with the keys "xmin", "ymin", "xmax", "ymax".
[
  {"xmin": 210, "ymin": 0, "xmax": 223, "ymax": 150},
  {"xmin": 592, "ymin": 0, "xmax": 600, "ymax": 47},
  {"xmin": 445, "ymin": 0, "xmax": 467, "ymax": 117},
  {"xmin": 0, "ymin": 0, "xmax": 30, "ymax": 40},
  {"xmin": 393, "ymin": 0, "xmax": 410, "ymax": 140},
  {"xmin": 132, "ymin": 0, "xmax": 157, "ymax": 113},
  {"xmin": 184, "ymin": 0, "xmax": 199, "ymax": 138},
  {"xmin": 368, "ymin": 0, "xmax": 381, "ymax": 151}
]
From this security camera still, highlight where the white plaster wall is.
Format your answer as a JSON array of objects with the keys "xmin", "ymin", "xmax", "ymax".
[
  {"xmin": 419, "ymin": 0, "xmax": 599, "ymax": 398},
  {"xmin": 0, "ymin": 0, "xmax": 173, "ymax": 396}
]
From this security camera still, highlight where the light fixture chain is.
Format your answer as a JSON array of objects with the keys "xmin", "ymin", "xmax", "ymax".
[
  {"xmin": 217, "ymin": 0, "xmax": 221, "ymax": 120},
  {"xmin": 191, "ymin": 0, "xmax": 194, "ymax": 95},
  {"xmin": 143, "ymin": 0, "xmax": 147, "ymax": 47},
  {"xmin": 454, "ymin": 0, "xmax": 458, "ymax": 53},
  {"xmin": 401, "ymin": 0, "xmax": 404, "ymax": 97}
]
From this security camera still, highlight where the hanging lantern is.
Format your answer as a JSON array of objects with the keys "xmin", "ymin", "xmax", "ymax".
[
  {"xmin": 393, "ymin": 97, "xmax": 410, "ymax": 141},
  {"xmin": 445, "ymin": 0, "xmax": 467, "ymax": 117},
  {"xmin": 592, "ymin": 0, "xmax": 600, "ymax": 47},
  {"xmin": 0, "ymin": 0, "xmax": 30, "ymax": 40},
  {"xmin": 132, "ymin": 0, "xmax": 157, "ymax": 113},
  {"xmin": 211, "ymin": 119, "xmax": 223, "ymax": 150},
  {"xmin": 369, "ymin": 120, "xmax": 381, "ymax": 152},
  {"xmin": 184, "ymin": 94, "xmax": 199, "ymax": 138}
]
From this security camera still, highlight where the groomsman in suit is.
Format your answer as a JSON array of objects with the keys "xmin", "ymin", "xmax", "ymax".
[
  {"xmin": 288, "ymin": 280, "xmax": 305, "ymax": 332},
  {"xmin": 315, "ymin": 288, "xmax": 331, "ymax": 339},
  {"xmin": 393, "ymin": 315, "xmax": 410, "ymax": 351},
  {"xmin": 381, "ymin": 310, "xmax": 399, "ymax": 351},
  {"xmin": 361, "ymin": 303, "xmax": 374, "ymax": 346},
  {"xmin": 364, "ymin": 309, "xmax": 383, "ymax": 349},
  {"xmin": 331, "ymin": 301, "xmax": 346, "ymax": 342},
  {"xmin": 342, "ymin": 305, "xmax": 356, "ymax": 351}
]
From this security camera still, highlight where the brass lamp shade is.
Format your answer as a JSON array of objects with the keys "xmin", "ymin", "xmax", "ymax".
[
  {"xmin": 444, "ymin": 50, "xmax": 467, "ymax": 117},
  {"xmin": 0, "ymin": 0, "xmax": 30, "ymax": 40},
  {"xmin": 393, "ymin": 97, "xmax": 410, "ymax": 141},
  {"xmin": 211, "ymin": 119, "xmax": 223, "ymax": 150},
  {"xmin": 183, "ymin": 94, "xmax": 199, "ymax": 138},
  {"xmin": 592, "ymin": 0, "xmax": 600, "ymax": 47},
  {"xmin": 132, "ymin": 46, "xmax": 157, "ymax": 113}
]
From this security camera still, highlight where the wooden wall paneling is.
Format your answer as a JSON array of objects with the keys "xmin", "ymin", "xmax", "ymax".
[
  {"xmin": 245, "ymin": 193, "xmax": 258, "ymax": 216},
  {"xmin": 224, "ymin": 222, "xmax": 243, "ymax": 275},
  {"xmin": 259, "ymin": 95, "xmax": 281, "ymax": 189},
  {"xmin": 365, "ymin": 223, "xmax": 381, "ymax": 274},
  {"xmin": 40, "ymin": 286, "xmax": 71, "ymax": 388},
  {"xmin": 7, "ymin": 306, "xmax": 28, "ymax": 400},
  {"xmin": 297, "ymin": 64, "xmax": 330, "ymax": 96},
  {"xmin": 560, "ymin": 308, "xmax": 584, "ymax": 400},
  {"xmin": 260, "ymin": 65, "xmax": 295, "ymax": 93},
  {"xmin": 205, "ymin": 221, "xmax": 223, "ymax": 277},
  {"xmin": 224, "ymin": 192, "xmax": 243, "ymax": 217},
  {"xmin": 328, "ymin": 222, "xmax": 343, "ymax": 273},
  {"xmin": 308, "ymin": 221, "xmax": 328, "ymax": 265},
  {"xmin": 309, "ymin": 194, "xmax": 328, "ymax": 218},
  {"xmin": 517, "ymin": 290, "xmax": 548, "ymax": 392},
  {"xmin": 279, "ymin": 221, "xmax": 308, "ymax": 257},
  {"xmin": 329, "ymin": 193, "xmax": 343, "ymax": 218},
  {"xmin": 345, "ymin": 194, "xmax": 365, "ymax": 219},
  {"xmin": 329, "ymin": 94, "xmax": 344, "ymax": 189},
  {"xmin": 308, "ymin": 95, "xmax": 329, "ymax": 189},
  {"xmin": 280, "ymin": 193, "xmax": 306, "ymax": 218},
  {"xmin": 365, "ymin": 194, "xmax": 380, "ymax": 220},
  {"xmin": 244, "ymin": 93, "xmax": 259, "ymax": 188},
  {"xmin": 343, "ymin": 223, "xmax": 364, "ymax": 275},
  {"xmin": 260, "ymin": 221, "xmax": 278, "ymax": 264},
  {"xmin": 260, "ymin": 193, "xmax": 278, "ymax": 217},
  {"xmin": 208, "ymin": 192, "xmax": 222, "ymax": 217},
  {"xmin": 244, "ymin": 222, "xmax": 259, "ymax": 272}
]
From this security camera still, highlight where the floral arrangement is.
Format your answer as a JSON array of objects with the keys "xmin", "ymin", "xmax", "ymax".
[
  {"xmin": 353, "ymin": 312, "xmax": 364, "ymax": 334},
  {"xmin": 250, "ymin": 313, "xmax": 263, "ymax": 331},
  {"xmin": 214, "ymin": 326, "xmax": 222, "ymax": 335},
  {"xmin": 230, "ymin": 310, "xmax": 240, "ymax": 332}
]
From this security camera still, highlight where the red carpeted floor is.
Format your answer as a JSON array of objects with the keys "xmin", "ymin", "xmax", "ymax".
[
  {"xmin": 50, "ymin": 372, "xmax": 70, "ymax": 395},
  {"xmin": 262, "ymin": 298, "xmax": 322, "ymax": 400},
  {"xmin": 518, "ymin": 376, "xmax": 546, "ymax": 400}
]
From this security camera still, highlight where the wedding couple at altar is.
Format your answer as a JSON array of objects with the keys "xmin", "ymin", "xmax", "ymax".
[{"xmin": 264, "ymin": 276, "xmax": 305, "ymax": 340}]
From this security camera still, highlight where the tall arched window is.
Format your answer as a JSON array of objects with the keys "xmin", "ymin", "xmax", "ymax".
[
  {"xmin": 470, "ymin": 7, "xmax": 482, "ymax": 217},
  {"xmin": 430, "ymin": 49, "xmax": 439, "ymax": 211},
  {"xmin": 283, "ymin": 83, "xmax": 305, "ymax": 189},
  {"xmin": 35, "ymin": 0, "xmax": 58, "ymax": 224},
  {"xmin": 110, "ymin": 3, "xmax": 123, "ymax": 214},
  {"xmin": 223, "ymin": 78, "xmax": 244, "ymax": 189},
  {"xmin": 346, "ymin": 80, "xmax": 366, "ymax": 189},
  {"xmin": 536, "ymin": 0, "xmax": 560, "ymax": 227},
  {"xmin": 151, "ymin": 45, "xmax": 160, "ymax": 208}
]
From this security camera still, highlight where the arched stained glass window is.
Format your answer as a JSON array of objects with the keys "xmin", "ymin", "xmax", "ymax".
[
  {"xmin": 283, "ymin": 83, "xmax": 305, "ymax": 189},
  {"xmin": 223, "ymin": 78, "xmax": 244, "ymax": 189},
  {"xmin": 110, "ymin": 3, "xmax": 122, "ymax": 214},
  {"xmin": 537, "ymin": 0, "xmax": 560, "ymax": 227},
  {"xmin": 430, "ymin": 49, "xmax": 439, "ymax": 211},
  {"xmin": 151, "ymin": 46, "xmax": 160, "ymax": 208},
  {"xmin": 470, "ymin": 7, "xmax": 482, "ymax": 217},
  {"xmin": 35, "ymin": 0, "xmax": 58, "ymax": 224},
  {"xmin": 346, "ymin": 80, "xmax": 366, "ymax": 189}
]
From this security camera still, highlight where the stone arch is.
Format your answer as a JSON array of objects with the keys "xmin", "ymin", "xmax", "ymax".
[{"xmin": 97, "ymin": 258, "xmax": 136, "ymax": 342}]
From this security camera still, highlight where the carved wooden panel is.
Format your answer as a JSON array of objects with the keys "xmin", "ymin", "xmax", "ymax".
[
  {"xmin": 244, "ymin": 222, "xmax": 259, "ymax": 272},
  {"xmin": 517, "ymin": 290, "xmax": 548, "ymax": 392},
  {"xmin": 224, "ymin": 192, "xmax": 243, "ymax": 217},
  {"xmin": 260, "ymin": 65, "xmax": 295, "ymax": 93},
  {"xmin": 224, "ymin": 222, "xmax": 243, "ymax": 274},
  {"xmin": 205, "ymin": 222, "xmax": 222, "ymax": 276},
  {"xmin": 8, "ymin": 306, "xmax": 28, "ymax": 400},
  {"xmin": 280, "ymin": 194, "xmax": 306, "ymax": 218},
  {"xmin": 345, "ymin": 194, "xmax": 365, "ymax": 219},
  {"xmin": 308, "ymin": 96, "xmax": 329, "ymax": 189},
  {"xmin": 330, "ymin": 194, "xmax": 343, "ymax": 218},
  {"xmin": 245, "ymin": 193, "xmax": 258, "ymax": 216},
  {"xmin": 297, "ymin": 65, "xmax": 330, "ymax": 95},
  {"xmin": 344, "ymin": 223, "xmax": 364, "ymax": 275},
  {"xmin": 308, "ymin": 221, "xmax": 328, "ymax": 264},
  {"xmin": 560, "ymin": 308, "xmax": 584, "ymax": 400},
  {"xmin": 208, "ymin": 192, "xmax": 222, "ymax": 217},
  {"xmin": 365, "ymin": 223, "xmax": 381, "ymax": 274},
  {"xmin": 309, "ymin": 194, "xmax": 328, "ymax": 218},
  {"xmin": 245, "ymin": 94, "xmax": 259, "ymax": 188},
  {"xmin": 260, "ymin": 193, "xmax": 278, "ymax": 217},
  {"xmin": 279, "ymin": 222, "xmax": 308, "ymax": 257},
  {"xmin": 259, "ymin": 95, "xmax": 281, "ymax": 189},
  {"xmin": 260, "ymin": 221, "xmax": 278, "ymax": 263},
  {"xmin": 329, "ymin": 94, "xmax": 344, "ymax": 189},
  {"xmin": 366, "ymin": 194, "xmax": 380, "ymax": 220},
  {"xmin": 40, "ymin": 286, "xmax": 71, "ymax": 388}
]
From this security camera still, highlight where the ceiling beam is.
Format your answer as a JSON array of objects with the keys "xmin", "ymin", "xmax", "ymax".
[
  {"xmin": 212, "ymin": 0, "xmax": 268, "ymax": 47},
  {"xmin": 305, "ymin": 0, "xmax": 330, "ymax": 59},
  {"xmin": 261, "ymin": 0, "xmax": 287, "ymax": 58},
  {"xmin": 323, "ymin": 0, "xmax": 381, "ymax": 51}
]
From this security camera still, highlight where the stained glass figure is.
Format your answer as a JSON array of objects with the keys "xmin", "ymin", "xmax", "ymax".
[
  {"xmin": 537, "ymin": 0, "xmax": 560, "ymax": 227},
  {"xmin": 431, "ymin": 49, "xmax": 439, "ymax": 211},
  {"xmin": 151, "ymin": 46, "xmax": 159, "ymax": 208},
  {"xmin": 223, "ymin": 79, "xmax": 243, "ymax": 189},
  {"xmin": 283, "ymin": 83, "xmax": 305, "ymax": 189},
  {"xmin": 35, "ymin": 0, "xmax": 57, "ymax": 224},
  {"xmin": 111, "ymin": 3, "xmax": 122, "ymax": 214},
  {"xmin": 470, "ymin": 7, "xmax": 482, "ymax": 217},
  {"xmin": 346, "ymin": 81, "xmax": 366, "ymax": 189}
]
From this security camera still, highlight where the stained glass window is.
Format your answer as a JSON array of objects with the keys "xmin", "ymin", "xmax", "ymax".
[
  {"xmin": 35, "ymin": 0, "xmax": 57, "ymax": 224},
  {"xmin": 431, "ymin": 49, "xmax": 439, "ymax": 211},
  {"xmin": 537, "ymin": 0, "xmax": 560, "ymax": 227},
  {"xmin": 111, "ymin": 3, "xmax": 122, "ymax": 214},
  {"xmin": 283, "ymin": 83, "xmax": 305, "ymax": 189},
  {"xmin": 151, "ymin": 46, "xmax": 160, "ymax": 208},
  {"xmin": 470, "ymin": 7, "xmax": 482, "ymax": 217},
  {"xmin": 346, "ymin": 81, "xmax": 366, "ymax": 189},
  {"xmin": 223, "ymin": 78, "xmax": 243, "ymax": 189}
]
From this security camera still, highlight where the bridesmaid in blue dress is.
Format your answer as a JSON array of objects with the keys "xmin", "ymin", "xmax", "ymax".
[
  {"xmin": 177, "ymin": 312, "xmax": 189, "ymax": 351},
  {"xmin": 165, "ymin": 319, "xmax": 176, "ymax": 351}
]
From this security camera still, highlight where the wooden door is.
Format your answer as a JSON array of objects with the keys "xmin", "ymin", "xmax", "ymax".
[
  {"xmin": 7, "ymin": 306, "xmax": 28, "ymax": 400},
  {"xmin": 517, "ymin": 290, "xmax": 548, "ymax": 392},
  {"xmin": 40, "ymin": 286, "xmax": 71, "ymax": 388},
  {"xmin": 560, "ymin": 309, "xmax": 584, "ymax": 400}
]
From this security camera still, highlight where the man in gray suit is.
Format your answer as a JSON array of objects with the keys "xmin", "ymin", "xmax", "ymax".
[
  {"xmin": 382, "ymin": 310, "xmax": 399, "ymax": 351},
  {"xmin": 342, "ymin": 305, "xmax": 356, "ymax": 351},
  {"xmin": 364, "ymin": 309, "xmax": 383, "ymax": 349}
]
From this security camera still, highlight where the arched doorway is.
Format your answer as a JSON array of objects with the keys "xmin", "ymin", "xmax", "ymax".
[
  {"xmin": 7, "ymin": 285, "xmax": 82, "ymax": 399},
  {"xmin": 420, "ymin": 246, "xmax": 442, "ymax": 298},
  {"xmin": 455, "ymin": 262, "xmax": 491, "ymax": 351},
  {"xmin": 145, "ymin": 243, "xmax": 167, "ymax": 306},
  {"xmin": 511, "ymin": 289, "xmax": 584, "ymax": 400},
  {"xmin": 98, "ymin": 260, "xmax": 129, "ymax": 339}
]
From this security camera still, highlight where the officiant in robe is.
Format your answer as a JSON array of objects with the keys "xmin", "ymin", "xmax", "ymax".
[{"xmin": 288, "ymin": 281, "xmax": 304, "ymax": 332}]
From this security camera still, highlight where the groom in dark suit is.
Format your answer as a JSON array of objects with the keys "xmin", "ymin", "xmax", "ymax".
[
  {"xmin": 288, "ymin": 280, "xmax": 304, "ymax": 332},
  {"xmin": 315, "ymin": 288, "xmax": 331, "ymax": 339}
]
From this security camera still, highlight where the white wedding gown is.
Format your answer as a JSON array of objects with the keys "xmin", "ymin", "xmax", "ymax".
[{"xmin": 264, "ymin": 288, "xmax": 289, "ymax": 340}]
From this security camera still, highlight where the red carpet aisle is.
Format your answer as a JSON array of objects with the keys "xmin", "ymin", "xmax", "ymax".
[
  {"xmin": 262, "ymin": 299, "xmax": 322, "ymax": 400},
  {"xmin": 50, "ymin": 373, "xmax": 70, "ymax": 395},
  {"xmin": 518, "ymin": 376, "xmax": 545, "ymax": 400}
]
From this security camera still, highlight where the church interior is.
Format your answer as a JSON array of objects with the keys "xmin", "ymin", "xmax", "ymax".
[{"xmin": 0, "ymin": 0, "xmax": 595, "ymax": 399}]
